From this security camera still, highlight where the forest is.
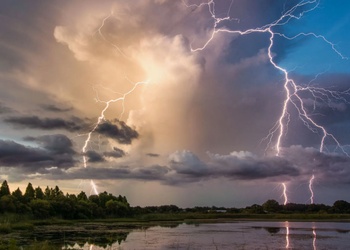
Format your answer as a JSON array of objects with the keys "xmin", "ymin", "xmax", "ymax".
[{"xmin": 0, "ymin": 180, "xmax": 350, "ymax": 220}]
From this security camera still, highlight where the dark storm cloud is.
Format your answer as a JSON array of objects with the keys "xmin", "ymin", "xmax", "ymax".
[
  {"xmin": 147, "ymin": 153, "xmax": 160, "ymax": 157},
  {"xmin": 23, "ymin": 134, "xmax": 76, "ymax": 168},
  {"xmin": 0, "ymin": 0, "xmax": 60, "ymax": 73},
  {"xmin": 104, "ymin": 147, "xmax": 125, "ymax": 158},
  {"xmin": 41, "ymin": 104, "xmax": 73, "ymax": 113},
  {"xmin": 4, "ymin": 115, "xmax": 86, "ymax": 132},
  {"xmin": 0, "ymin": 102, "xmax": 13, "ymax": 114},
  {"xmin": 280, "ymin": 146, "xmax": 350, "ymax": 185},
  {"xmin": 210, "ymin": 153, "xmax": 299, "ymax": 180},
  {"xmin": 168, "ymin": 150, "xmax": 299, "ymax": 183},
  {"xmin": 0, "ymin": 135, "xmax": 76, "ymax": 170},
  {"xmin": 167, "ymin": 149, "xmax": 350, "ymax": 185},
  {"xmin": 24, "ymin": 134, "xmax": 75, "ymax": 154},
  {"xmin": 95, "ymin": 120, "xmax": 138, "ymax": 144},
  {"xmin": 48, "ymin": 165, "xmax": 169, "ymax": 181},
  {"xmin": 85, "ymin": 150, "xmax": 105, "ymax": 163},
  {"xmin": 31, "ymin": 146, "xmax": 350, "ymax": 187},
  {"xmin": 169, "ymin": 151, "xmax": 209, "ymax": 176},
  {"xmin": 0, "ymin": 140, "xmax": 52, "ymax": 166}
]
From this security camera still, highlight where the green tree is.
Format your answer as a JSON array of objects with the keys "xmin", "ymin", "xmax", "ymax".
[
  {"xmin": 89, "ymin": 195, "xmax": 100, "ymax": 206},
  {"xmin": 12, "ymin": 187, "xmax": 23, "ymax": 201},
  {"xmin": 245, "ymin": 204, "xmax": 264, "ymax": 214},
  {"xmin": 52, "ymin": 186, "xmax": 64, "ymax": 198},
  {"xmin": 106, "ymin": 200, "xmax": 129, "ymax": 217},
  {"xmin": 333, "ymin": 200, "xmax": 350, "ymax": 213},
  {"xmin": 262, "ymin": 199, "xmax": 281, "ymax": 213},
  {"xmin": 24, "ymin": 183, "xmax": 35, "ymax": 202},
  {"xmin": 35, "ymin": 186, "xmax": 44, "ymax": 199},
  {"xmin": 44, "ymin": 186, "xmax": 52, "ymax": 199},
  {"xmin": 0, "ymin": 195, "xmax": 16, "ymax": 213},
  {"xmin": 67, "ymin": 193, "xmax": 77, "ymax": 201},
  {"xmin": 77, "ymin": 191, "xmax": 88, "ymax": 201},
  {"xmin": 75, "ymin": 200, "xmax": 92, "ymax": 219},
  {"xmin": 99, "ymin": 191, "xmax": 116, "ymax": 208},
  {"xmin": 0, "ymin": 180, "xmax": 10, "ymax": 197},
  {"xmin": 50, "ymin": 195, "xmax": 78, "ymax": 219},
  {"xmin": 30, "ymin": 199, "xmax": 51, "ymax": 218}
]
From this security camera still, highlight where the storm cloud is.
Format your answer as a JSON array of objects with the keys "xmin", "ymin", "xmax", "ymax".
[
  {"xmin": 0, "ymin": 140, "xmax": 53, "ymax": 167},
  {"xmin": 0, "ymin": 102, "xmax": 13, "ymax": 114},
  {"xmin": 4, "ymin": 115, "xmax": 86, "ymax": 132},
  {"xmin": 95, "ymin": 120, "xmax": 138, "ymax": 144},
  {"xmin": 39, "ymin": 147, "xmax": 350, "ymax": 187},
  {"xmin": 1, "ymin": 0, "xmax": 350, "ymax": 206},
  {"xmin": 104, "ymin": 147, "xmax": 125, "ymax": 158},
  {"xmin": 41, "ymin": 104, "xmax": 73, "ymax": 113},
  {"xmin": 85, "ymin": 150, "xmax": 105, "ymax": 163},
  {"xmin": 0, "ymin": 134, "xmax": 76, "ymax": 170}
]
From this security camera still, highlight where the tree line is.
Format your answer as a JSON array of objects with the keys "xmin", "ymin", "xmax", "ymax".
[
  {"xmin": 0, "ymin": 180, "xmax": 350, "ymax": 220},
  {"xmin": 0, "ymin": 180, "xmax": 131, "ymax": 219}
]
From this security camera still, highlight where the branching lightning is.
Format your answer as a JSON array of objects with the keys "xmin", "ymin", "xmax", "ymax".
[
  {"xmin": 184, "ymin": 0, "xmax": 349, "ymax": 204},
  {"xmin": 81, "ymin": 78, "xmax": 148, "ymax": 195},
  {"xmin": 80, "ymin": 13, "xmax": 149, "ymax": 195}
]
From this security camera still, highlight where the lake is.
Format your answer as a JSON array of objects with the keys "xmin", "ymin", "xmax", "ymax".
[{"xmin": 12, "ymin": 221, "xmax": 350, "ymax": 249}]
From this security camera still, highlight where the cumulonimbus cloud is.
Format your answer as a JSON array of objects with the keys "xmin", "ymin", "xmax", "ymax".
[{"xmin": 0, "ymin": 134, "xmax": 77, "ymax": 170}]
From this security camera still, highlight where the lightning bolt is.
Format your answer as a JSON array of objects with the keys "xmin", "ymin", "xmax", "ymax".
[
  {"xmin": 282, "ymin": 183, "xmax": 288, "ymax": 205},
  {"xmin": 81, "ymin": 78, "xmax": 148, "ymax": 194},
  {"xmin": 80, "ymin": 13, "xmax": 149, "ymax": 195},
  {"xmin": 184, "ymin": 0, "xmax": 348, "ymax": 204},
  {"xmin": 309, "ymin": 174, "xmax": 315, "ymax": 204},
  {"xmin": 96, "ymin": 10, "xmax": 128, "ymax": 58}
]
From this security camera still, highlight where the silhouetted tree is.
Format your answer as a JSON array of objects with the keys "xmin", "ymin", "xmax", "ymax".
[
  {"xmin": 35, "ymin": 186, "xmax": 44, "ymax": 199},
  {"xmin": 262, "ymin": 199, "xmax": 281, "ymax": 213},
  {"xmin": 0, "ymin": 180, "xmax": 10, "ymax": 197},
  {"xmin": 24, "ymin": 183, "xmax": 35, "ymax": 202},
  {"xmin": 44, "ymin": 186, "xmax": 52, "ymax": 199},
  {"xmin": 333, "ymin": 200, "xmax": 350, "ymax": 213},
  {"xmin": 245, "ymin": 204, "xmax": 264, "ymax": 214},
  {"xmin": 106, "ymin": 200, "xmax": 130, "ymax": 217},
  {"xmin": 12, "ymin": 188, "xmax": 23, "ymax": 201},
  {"xmin": 52, "ymin": 185, "xmax": 64, "ymax": 198},
  {"xmin": 0, "ymin": 195, "xmax": 16, "ymax": 213},
  {"xmin": 77, "ymin": 191, "xmax": 88, "ymax": 201}
]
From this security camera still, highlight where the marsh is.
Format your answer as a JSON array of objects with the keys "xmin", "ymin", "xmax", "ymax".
[{"xmin": 3, "ymin": 221, "xmax": 350, "ymax": 249}]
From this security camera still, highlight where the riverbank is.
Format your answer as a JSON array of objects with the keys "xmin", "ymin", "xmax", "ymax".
[{"xmin": 2, "ymin": 212, "xmax": 350, "ymax": 232}]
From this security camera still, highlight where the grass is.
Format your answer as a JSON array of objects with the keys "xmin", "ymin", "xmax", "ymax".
[
  {"xmin": 0, "ymin": 223, "xmax": 12, "ymax": 234},
  {"xmin": 0, "ymin": 213, "xmax": 35, "ymax": 234},
  {"xmin": 0, "ymin": 240, "xmax": 62, "ymax": 250}
]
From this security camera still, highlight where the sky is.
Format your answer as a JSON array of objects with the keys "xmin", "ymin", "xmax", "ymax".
[{"xmin": 1, "ymin": 0, "xmax": 350, "ymax": 208}]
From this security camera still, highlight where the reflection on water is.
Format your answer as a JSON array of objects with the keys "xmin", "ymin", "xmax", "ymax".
[
  {"xmin": 264, "ymin": 227, "xmax": 280, "ymax": 234},
  {"xmin": 313, "ymin": 227, "xmax": 317, "ymax": 250},
  {"xmin": 11, "ymin": 223, "xmax": 133, "ymax": 249},
  {"xmin": 9, "ymin": 221, "xmax": 350, "ymax": 249},
  {"xmin": 285, "ymin": 221, "xmax": 290, "ymax": 249}
]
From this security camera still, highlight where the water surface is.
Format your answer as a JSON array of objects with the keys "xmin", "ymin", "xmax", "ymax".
[{"xmin": 63, "ymin": 221, "xmax": 350, "ymax": 249}]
